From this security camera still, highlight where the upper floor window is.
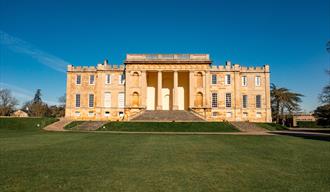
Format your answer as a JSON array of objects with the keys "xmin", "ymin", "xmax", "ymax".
[
  {"xmin": 211, "ymin": 74, "xmax": 217, "ymax": 85},
  {"xmin": 76, "ymin": 75, "xmax": 81, "ymax": 85},
  {"xmin": 256, "ymin": 95, "xmax": 261, "ymax": 108},
  {"xmin": 255, "ymin": 76, "xmax": 261, "ymax": 87},
  {"xmin": 242, "ymin": 95, "xmax": 248, "ymax": 108},
  {"xmin": 89, "ymin": 75, "xmax": 95, "ymax": 85},
  {"xmin": 89, "ymin": 94, "xmax": 94, "ymax": 108},
  {"xmin": 211, "ymin": 93, "xmax": 218, "ymax": 108},
  {"xmin": 75, "ymin": 94, "xmax": 80, "ymax": 108},
  {"xmin": 226, "ymin": 93, "xmax": 232, "ymax": 108},
  {"xmin": 105, "ymin": 74, "xmax": 111, "ymax": 84},
  {"xmin": 225, "ymin": 74, "xmax": 231, "ymax": 85},
  {"xmin": 119, "ymin": 74, "xmax": 125, "ymax": 84},
  {"xmin": 242, "ymin": 76, "xmax": 247, "ymax": 86}
]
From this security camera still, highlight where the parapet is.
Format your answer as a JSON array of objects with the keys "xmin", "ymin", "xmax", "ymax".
[
  {"xmin": 210, "ymin": 61, "xmax": 270, "ymax": 73},
  {"xmin": 67, "ymin": 61, "xmax": 125, "ymax": 72}
]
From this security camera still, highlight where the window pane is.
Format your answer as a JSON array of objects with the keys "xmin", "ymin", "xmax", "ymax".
[
  {"xmin": 256, "ymin": 95, "xmax": 261, "ymax": 108},
  {"xmin": 76, "ymin": 75, "xmax": 81, "ymax": 84},
  {"xmin": 89, "ymin": 94, "xmax": 94, "ymax": 107},
  {"xmin": 212, "ymin": 93, "xmax": 218, "ymax": 108},
  {"xmin": 242, "ymin": 95, "xmax": 248, "ymax": 108},
  {"xmin": 75, "ymin": 94, "xmax": 80, "ymax": 107},
  {"xmin": 90, "ymin": 75, "xmax": 95, "ymax": 84},
  {"xmin": 226, "ymin": 93, "xmax": 231, "ymax": 107},
  {"xmin": 212, "ymin": 74, "xmax": 217, "ymax": 84}
]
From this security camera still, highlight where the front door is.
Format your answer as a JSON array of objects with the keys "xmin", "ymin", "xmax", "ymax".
[{"xmin": 162, "ymin": 88, "xmax": 170, "ymax": 110}]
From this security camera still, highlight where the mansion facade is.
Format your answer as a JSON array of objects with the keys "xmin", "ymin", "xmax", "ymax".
[{"xmin": 65, "ymin": 54, "xmax": 271, "ymax": 122}]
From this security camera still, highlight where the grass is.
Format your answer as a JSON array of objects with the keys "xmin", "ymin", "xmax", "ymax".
[
  {"xmin": 64, "ymin": 121, "xmax": 85, "ymax": 130},
  {"xmin": 1, "ymin": 118, "xmax": 330, "ymax": 192},
  {"xmin": 256, "ymin": 123, "xmax": 288, "ymax": 131},
  {"xmin": 98, "ymin": 122, "xmax": 239, "ymax": 132}
]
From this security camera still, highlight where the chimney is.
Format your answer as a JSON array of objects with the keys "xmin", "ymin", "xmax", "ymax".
[
  {"xmin": 104, "ymin": 59, "xmax": 108, "ymax": 66},
  {"xmin": 226, "ymin": 61, "xmax": 231, "ymax": 66}
]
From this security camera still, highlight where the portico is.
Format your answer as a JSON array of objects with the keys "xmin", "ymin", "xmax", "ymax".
[{"xmin": 124, "ymin": 54, "xmax": 211, "ymax": 112}]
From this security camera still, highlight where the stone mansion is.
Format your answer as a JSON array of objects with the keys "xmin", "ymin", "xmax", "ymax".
[{"xmin": 65, "ymin": 54, "xmax": 271, "ymax": 122}]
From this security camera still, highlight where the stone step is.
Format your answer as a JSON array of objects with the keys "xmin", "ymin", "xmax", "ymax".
[
  {"xmin": 75, "ymin": 121, "xmax": 107, "ymax": 131},
  {"xmin": 230, "ymin": 122, "xmax": 266, "ymax": 132},
  {"xmin": 131, "ymin": 110, "xmax": 205, "ymax": 122}
]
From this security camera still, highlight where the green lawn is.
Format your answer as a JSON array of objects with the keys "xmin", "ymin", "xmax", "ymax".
[
  {"xmin": 1, "ymin": 118, "xmax": 330, "ymax": 192},
  {"xmin": 99, "ymin": 122, "xmax": 239, "ymax": 132},
  {"xmin": 256, "ymin": 123, "xmax": 288, "ymax": 131}
]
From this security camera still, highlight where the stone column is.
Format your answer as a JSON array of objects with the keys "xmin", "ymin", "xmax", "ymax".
[
  {"xmin": 173, "ymin": 71, "xmax": 178, "ymax": 110},
  {"xmin": 156, "ymin": 71, "xmax": 162, "ymax": 110},
  {"xmin": 189, "ymin": 71, "xmax": 194, "ymax": 109},
  {"xmin": 141, "ymin": 71, "xmax": 147, "ymax": 108}
]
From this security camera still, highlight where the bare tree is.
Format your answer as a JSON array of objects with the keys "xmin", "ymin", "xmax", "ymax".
[{"xmin": 0, "ymin": 89, "xmax": 18, "ymax": 116}]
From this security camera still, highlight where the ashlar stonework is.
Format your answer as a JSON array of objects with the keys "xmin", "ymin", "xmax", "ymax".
[{"xmin": 65, "ymin": 54, "xmax": 271, "ymax": 122}]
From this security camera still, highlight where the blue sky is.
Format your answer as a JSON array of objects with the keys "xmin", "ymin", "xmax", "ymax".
[{"xmin": 0, "ymin": 0, "xmax": 329, "ymax": 111}]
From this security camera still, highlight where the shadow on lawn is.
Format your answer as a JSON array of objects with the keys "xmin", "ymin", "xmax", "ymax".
[{"xmin": 274, "ymin": 132, "xmax": 330, "ymax": 142}]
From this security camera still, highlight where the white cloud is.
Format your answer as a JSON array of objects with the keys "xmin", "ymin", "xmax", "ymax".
[{"xmin": 0, "ymin": 30, "xmax": 70, "ymax": 73}]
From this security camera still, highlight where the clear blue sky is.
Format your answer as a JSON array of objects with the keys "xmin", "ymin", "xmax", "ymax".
[{"xmin": 0, "ymin": 0, "xmax": 329, "ymax": 111}]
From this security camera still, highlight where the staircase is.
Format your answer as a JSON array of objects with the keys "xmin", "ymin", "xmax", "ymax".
[
  {"xmin": 230, "ymin": 122, "xmax": 266, "ymax": 132},
  {"xmin": 131, "ymin": 110, "xmax": 205, "ymax": 122},
  {"xmin": 74, "ymin": 121, "xmax": 107, "ymax": 131},
  {"xmin": 44, "ymin": 118, "xmax": 72, "ymax": 131}
]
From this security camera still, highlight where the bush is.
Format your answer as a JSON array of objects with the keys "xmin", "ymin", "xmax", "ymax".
[{"xmin": 297, "ymin": 121, "xmax": 318, "ymax": 128}]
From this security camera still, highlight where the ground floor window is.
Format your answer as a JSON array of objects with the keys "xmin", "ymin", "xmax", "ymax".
[
  {"xmin": 226, "ymin": 93, "xmax": 231, "ymax": 108},
  {"xmin": 212, "ymin": 111, "xmax": 218, "ymax": 117},
  {"xmin": 226, "ymin": 112, "xmax": 232, "ymax": 118},
  {"xmin": 88, "ymin": 111, "xmax": 94, "ymax": 117},
  {"xmin": 104, "ymin": 111, "xmax": 110, "ymax": 117},
  {"xmin": 75, "ymin": 111, "xmax": 80, "ymax": 117},
  {"xmin": 211, "ymin": 93, "xmax": 218, "ymax": 108},
  {"xmin": 256, "ymin": 112, "xmax": 262, "ymax": 118},
  {"xmin": 243, "ymin": 112, "xmax": 248, "ymax": 118}
]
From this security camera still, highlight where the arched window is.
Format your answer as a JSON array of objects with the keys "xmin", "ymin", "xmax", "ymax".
[
  {"xmin": 132, "ymin": 92, "xmax": 139, "ymax": 107},
  {"xmin": 195, "ymin": 92, "xmax": 203, "ymax": 107},
  {"xmin": 132, "ymin": 72, "xmax": 139, "ymax": 87},
  {"xmin": 196, "ymin": 72, "xmax": 203, "ymax": 88}
]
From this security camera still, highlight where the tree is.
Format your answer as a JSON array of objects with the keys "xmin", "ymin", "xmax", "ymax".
[
  {"xmin": 58, "ymin": 94, "xmax": 66, "ymax": 107},
  {"xmin": 33, "ymin": 89, "xmax": 42, "ymax": 104},
  {"xmin": 314, "ymin": 104, "xmax": 330, "ymax": 126},
  {"xmin": 319, "ymin": 70, "xmax": 330, "ymax": 104},
  {"xmin": 0, "ymin": 89, "xmax": 18, "ymax": 116},
  {"xmin": 23, "ymin": 89, "xmax": 49, "ymax": 117},
  {"xmin": 271, "ymin": 84, "xmax": 303, "ymax": 123}
]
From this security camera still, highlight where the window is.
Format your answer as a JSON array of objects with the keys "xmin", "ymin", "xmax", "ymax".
[
  {"xmin": 89, "ymin": 75, "xmax": 95, "ymax": 85},
  {"xmin": 104, "ymin": 92, "xmax": 111, "ymax": 108},
  {"xmin": 225, "ymin": 74, "xmax": 231, "ymax": 85},
  {"xmin": 256, "ymin": 112, "xmax": 262, "ymax": 118},
  {"xmin": 75, "ymin": 94, "xmax": 80, "ymax": 108},
  {"xmin": 256, "ymin": 95, "xmax": 261, "ymax": 108},
  {"xmin": 242, "ymin": 76, "xmax": 247, "ymax": 86},
  {"xmin": 211, "ymin": 93, "xmax": 218, "ymax": 108},
  {"xmin": 119, "ymin": 74, "xmax": 125, "ymax": 84},
  {"xmin": 89, "ymin": 94, "xmax": 94, "ymax": 108},
  {"xmin": 212, "ymin": 112, "xmax": 218, "ymax": 117},
  {"xmin": 211, "ymin": 74, "xmax": 217, "ymax": 84},
  {"xmin": 242, "ymin": 95, "xmax": 248, "ymax": 108},
  {"xmin": 105, "ymin": 74, "xmax": 111, "ymax": 84},
  {"xmin": 255, "ymin": 76, "xmax": 261, "ymax": 87},
  {"xmin": 226, "ymin": 112, "xmax": 232, "ymax": 118},
  {"xmin": 243, "ymin": 112, "xmax": 248, "ymax": 118},
  {"xmin": 118, "ymin": 111, "xmax": 124, "ymax": 117},
  {"xmin": 104, "ymin": 111, "xmax": 110, "ymax": 117},
  {"xmin": 88, "ymin": 111, "xmax": 94, "ymax": 117},
  {"xmin": 75, "ymin": 111, "xmax": 80, "ymax": 117},
  {"xmin": 76, "ymin": 75, "xmax": 81, "ymax": 85},
  {"xmin": 118, "ymin": 92, "xmax": 125, "ymax": 108},
  {"xmin": 226, "ymin": 93, "xmax": 231, "ymax": 108}
]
